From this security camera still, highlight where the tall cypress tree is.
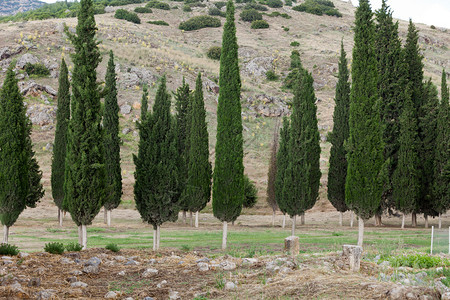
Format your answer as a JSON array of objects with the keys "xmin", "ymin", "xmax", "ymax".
[
  {"xmin": 328, "ymin": 41, "xmax": 350, "ymax": 225},
  {"xmin": 345, "ymin": 0, "xmax": 384, "ymax": 247},
  {"xmin": 184, "ymin": 73, "xmax": 212, "ymax": 228},
  {"xmin": 375, "ymin": 1, "xmax": 406, "ymax": 224},
  {"xmin": 212, "ymin": 0, "xmax": 244, "ymax": 250},
  {"xmin": 266, "ymin": 119, "xmax": 280, "ymax": 226},
  {"xmin": 64, "ymin": 0, "xmax": 105, "ymax": 249},
  {"xmin": 134, "ymin": 77, "xmax": 180, "ymax": 250},
  {"xmin": 275, "ymin": 116, "xmax": 290, "ymax": 220},
  {"xmin": 103, "ymin": 51, "xmax": 122, "ymax": 227},
  {"xmin": 141, "ymin": 84, "xmax": 149, "ymax": 121},
  {"xmin": 433, "ymin": 70, "xmax": 450, "ymax": 217},
  {"xmin": 0, "ymin": 66, "xmax": 43, "ymax": 243},
  {"xmin": 51, "ymin": 58, "xmax": 70, "ymax": 226},
  {"xmin": 281, "ymin": 69, "xmax": 321, "ymax": 235}
]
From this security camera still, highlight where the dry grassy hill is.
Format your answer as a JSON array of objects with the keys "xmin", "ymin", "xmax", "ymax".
[{"xmin": 0, "ymin": 0, "xmax": 448, "ymax": 215}]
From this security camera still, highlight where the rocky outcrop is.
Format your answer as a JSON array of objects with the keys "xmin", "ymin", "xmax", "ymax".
[
  {"xmin": 0, "ymin": 0, "xmax": 45, "ymax": 17},
  {"xmin": 244, "ymin": 57, "xmax": 274, "ymax": 77},
  {"xmin": 246, "ymin": 94, "xmax": 290, "ymax": 117}
]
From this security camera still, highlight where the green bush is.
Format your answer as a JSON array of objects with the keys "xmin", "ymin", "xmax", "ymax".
[
  {"xmin": 266, "ymin": 0, "xmax": 283, "ymax": 8},
  {"xmin": 134, "ymin": 7, "xmax": 152, "ymax": 13},
  {"xmin": 24, "ymin": 62, "xmax": 50, "ymax": 77},
  {"xmin": 290, "ymin": 41, "xmax": 300, "ymax": 46},
  {"xmin": 189, "ymin": 2, "xmax": 206, "ymax": 7},
  {"xmin": 109, "ymin": 0, "xmax": 144, "ymax": 6},
  {"xmin": 44, "ymin": 242, "xmax": 65, "ymax": 254},
  {"xmin": 285, "ymin": 0, "xmax": 292, "ymax": 6},
  {"xmin": 208, "ymin": 8, "xmax": 225, "ymax": 17},
  {"xmin": 251, "ymin": 19, "xmax": 269, "ymax": 29},
  {"xmin": 240, "ymin": 9, "xmax": 262, "ymax": 22},
  {"xmin": 114, "ymin": 9, "xmax": 141, "ymax": 24},
  {"xmin": 383, "ymin": 254, "xmax": 450, "ymax": 269},
  {"xmin": 0, "ymin": 244, "xmax": 19, "ymax": 256},
  {"xmin": 266, "ymin": 69, "xmax": 278, "ymax": 80},
  {"xmin": 105, "ymin": 243, "xmax": 120, "ymax": 252},
  {"xmin": 179, "ymin": 15, "xmax": 221, "ymax": 31},
  {"xmin": 430, "ymin": 25, "xmax": 436, "ymax": 29},
  {"xmin": 65, "ymin": 242, "xmax": 83, "ymax": 252},
  {"xmin": 265, "ymin": 11, "xmax": 291, "ymax": 19},
  {"xmin": 207, "ymin": 46, "xmax": 221, "ymax": 60},
  {"xmin": 183, "ymin": 4, "xmax": 192, "ymax": 11},
  {"xmin": 235, "ymin": 0, "xmax": 254, "ymax": 3},
  {"xmin": 244, "ymin": 3, "xmax": 268, "ymax": 11},
  {"xmin": 148, "ymin": 20, "xmax": 169, "ymax": 25},
  {"xmin": 292, "ymin": 0, "xmax": 342, "ymax": 17},
  {"xmin": 146, "ymin": 0, "xmax": 170, "ymax": 10},
  {"xmin": 243, "ymin": 175, "xmax": 258, "ymax": 208},
  {"xmin": 283, "ymin": 26, "xmax": 290, "ymax": 31},
  {"xmin": 214, "ymin": 1, "xmax": 227, "ymax": 8}
]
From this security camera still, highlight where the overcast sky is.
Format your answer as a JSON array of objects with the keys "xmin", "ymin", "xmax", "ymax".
[{"xmin": 40, "ymin": 0, "xmax": 450, "ymax": 28}]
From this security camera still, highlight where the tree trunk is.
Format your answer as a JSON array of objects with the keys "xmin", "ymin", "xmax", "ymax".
[
  {"xmin": 156, "ymin": 225, "xmax": 160, "ymax": 250},
  {"xmin": 425, "ymin": 215, "xmax": 429, "ymax": 228},
  {"xmin": 104, "ymin": 209, "xmax": 107, "ymax": 224},
  {"xmin": 375, "ymin": 214, "xmax": 382, "ymax": 226},
  {"xmin": 106, "ymin": 210, "xmax": 111, "ymax": 227},
  {"xmin": 78, "ymin": 225, "xmax": 82, "ymax": 246},
  {"xmin": 357, "ymin": 218, "xmax": 364, "ymax": 247},
  {"xmin": 195, "ymin": 211, "xmax": 199, "ymax": 228},
  {"xmin": 291, "ymin": 215, "xmax": 296, "ymax": 236},
  {"xmin": 339, "ymin": 212, "xmax": 343, "ymax": 226},
  {"xmin": 3, "ymin": 225, "xmax": 9, "ymax": 244},
  {"xmin": 58, "ymin": 209, "xmax": 63, "ymax": 227},
  {"xmin": 190, "ymin": 211, "xmax": 193, "ymax": 227},
  {"xmin": 300, "ymin": 213, "xmax": 305, "ymax": 225},
  {"xmin": 412, "ymin": 213, "xmax": 417, "ymax": 227},
  {"xmin": 81, "ymin": 224, "xmax": 87, "ymax": 250},
  {"xmin": 182, "ymin": 211, "xmax": 187, "ymax": 224},
  {"xmin": 439, "ymin": 213, "xmax": 442, "ymax": 229},
  {"xmin": 222, "ymin": 221, "xmax": 228, "ymax": 250},
  {"xmin": 282, "ymin": 214, "xmax": 286, "ymax": 228},
  {"xmin": 153, "ymin": 228, "xmax": 157, "ymax": 251},
  {"xmin": 350, "ymin": 211, "xmax": 354, "ymax": 228},
  {"xmin": 401, "ymin": 214, "xmax": 405, "ymax": 229},
  {"xmin": 272, "ymin": 211, "xmax": 275, "ymax": 227},
  {"xmin": 232, "ymin": 220, "xmax": 235, "ymax": 226}
]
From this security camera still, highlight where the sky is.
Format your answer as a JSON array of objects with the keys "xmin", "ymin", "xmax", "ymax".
[{"xmin": 40, "ymin": 0, "xmax": 450, "ymax": 29}]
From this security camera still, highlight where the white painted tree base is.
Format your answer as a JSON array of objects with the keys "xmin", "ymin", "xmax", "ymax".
[
  {"xmin": 222, "ymin": 221, "xmax": 228, "ymax": 250},
  {"xmin": 3, "ymin": 225, "xmax": 9, "ymax": 244},
  {"xmin": 291, "ymin": 215, "xmax": 296, "ymax": 236},
  {"xmin": 357, "ymin": 218, "xmax": 364, "ymax": 247}
]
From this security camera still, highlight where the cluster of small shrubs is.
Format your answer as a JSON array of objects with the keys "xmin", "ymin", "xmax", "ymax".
[
  {"xmin": 243, "ymin": 174, "xmax": 258, "ymax": 208},
  {"xmin": 235, "ymin": 0, "xmax": 254, "ymax": 3},
  {"xmin": 44, "ymin": 242, "xmax": 65, "ymax": 254},
  {"xmin": 293, "ymin": 0, "xmax": 342, "ymax": 17},
  {"xmin": 266, "ymin": 0, "xmax": 283, "ymax": 8},
  {"xmin": 108, "ymin": 0, "xmax": 144, "ymax": 6},
  {"xmin": 283, "ymin": 26, "xmax": 290, "ymax": 31},
  {"xmin": 214, "ymin": 1, "xmax": 227, "ymax": 9},
  {"xmin": 207, "ymin": 46, "xmax": 221, "ymax": 60},
  {"xmin": 251, "ymin": 19, "xmax": 269, "ymax": 29},
  {"xmin": 114, "ymin": 9, "xmax": 141, "ymax": 24},
  {"xmin": 105, "ymin": 243, "xmax": 120, "ymax": 252},
  {"xmin": 148, "ymin": 20, "xmax": 169, "ymax": 25},
  {"xmin": 183, "ymin": 5, "xmax": 192, "ymax": 11},
  {"xmin": 265, "ymin": 11, "xmax": 291, "ymax": 19},
  {"xmin": 178, "ymin": 15, "xmax": 221, "ymax": 31},
  {"xmin": 0, "ymin": 243, "xmax": 19, "ymax": 256},
  {"xmin": 24, "ymin": 62, "xmax": 50, "ymax": 77},
  {"xmin": 244, "ymin": 3, "xmax": 268, "ymax": 11},
  {"xmin": 208, "ymin": 8, "xmax": 226, "ymax": 17},
  {"xmin": 266, "ymin": 70, "xmax": 278, "ymax": 81},
  {"xmin": 65, "ymin": 242, "xmax": 83, "ymax": 252},
  {"xmin": 285, "ymin": 0, "xmax": 293, "ymax": 6},
  {"xmin": 240, "ymin": 9, "xmax": 262, "ymax": 22},
  {"xmin": 188, "ymin": 2, "xmax": 207, "ymax": 7},
  {"xmin": 146, "ymin": 0, "xmax": 171, "ymax": 10},
  {"xmin": 290, "ymin": 41, "xmax": 300, "ymax": 46},
  {"xmin": 382, "ymin": 254, "xmax": 450, "ymax": 269},
  {"xmin": 134, "ymin": 7, "xmax": 152, "ymax": 13}
]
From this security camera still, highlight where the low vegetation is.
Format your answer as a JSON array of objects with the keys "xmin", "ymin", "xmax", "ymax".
[
  {"xmin": 265, "ymin": 69, "xmax": 278, "ymax": 80},
  {"xmin": 207, "ymin": 46, "xmax": 221, "ymax": 60},
  {"xmin": 65, "ymin": 242, "xmax": 83, "ymax": 252},
  {"xmin": 208, "ymin": 7, "xmax": 226, "ymax": 17},
  {"xmin": 244, "ymin": 3, "xmax": 268, "ymax": 11},
  {"xmin": 251, "ymin": 19, "xmax": 270, "ymax": 29},
  {"xmin": 380, "ymin": 254, "xmax": 450, "ymax": 269},
  {"xmin": 114, "ymin": 9, "xmax": 141, "ymax": 24},
  {"xmin": 178, "ymin": 15, "xmax": 221, "ymax": 31},
  {"xmin": 24, "ymin": 62, "xmax": 50, "ymax": 77},
  {"xmin": 265, "ymin": 0, "xmax": 283, "ymax": 8},
  {"xmin": 44, "ymin": 242, "xmax": 65, "ymax": 254},
  {"xmin": 145, "ymin": 0, "xmax": 170, "ymax": 10},
  {"xmin": 240, "ymin": 9, "xmax": 263, "ymax": 22},
  {"xmin": 265, "ymin": 11, "xmax": 291, "ymax": 19},
  {"xmin": 293, "ymin": 0, "xmax": 342, "ymax": 17},
  {"xmin": 105, "ymin": 243, "xmax": 121, "ymax": 252},
  {"xmin": 0, "ymin": 244, "xmax": 19, "ymax": 256},
  {"xmin": 147, "ymin": 20, "xmax": 169, "ymax": 26},
  {"xmin": 134, "ymin": 7, "xmax": 152, "ymax": 13}
]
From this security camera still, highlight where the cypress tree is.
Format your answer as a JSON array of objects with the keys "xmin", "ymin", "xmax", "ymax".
[
  {"xmin": 184, "ymin": 73, "xmax": 212, "ymax": 228},
  {"xmin": 345, "ymin": 0, "xmax": 384, "ymax": 247},
  {"xmin": 281, "ymin": 69, "xmax": 321, "ymax": 236},
  {"xmin": 283, "ymin": 50, "xmax": 303, "ymax": 90},
  {"xmin": 51, "ymin": 58, "xmax": 70, "ymax": 226},
  {"xmin": 64, "ymin": 0, "xmax": 106, "ymax": 249},
  {"xmin": 375, "ymin": 1, "xmax": 406, "ymax": 224},
  {"xmin": 141, "ymin": 84, "xmax": 149, "ymax": 121},
  {"xmin": 243, "ymin": 175, "xmax": 258, "ymax": 209},
  {"xmin": 275, "ymin": 116, "xmax": 290, "ymax": 226},
  {"xmin": 103, "ymin": 50, "xmax": 122, "ymax": 227},
  {"xmin": 328, "ymin": 41, "xmax": 350, "ymax": 225},
  {"xmin": 134, "ymin": 77, "xmax": 180, "ymax": 250},
  {"xmin": 212, "ymin": 0, "xmax": 244, "ymax": 250},
  {"xmin": 266, "ymin": 119, "xmax": 280, "ymax": 226},
  {"xmin": 433, "ymin": 70, "xmax": 450, "ymax": 220}
]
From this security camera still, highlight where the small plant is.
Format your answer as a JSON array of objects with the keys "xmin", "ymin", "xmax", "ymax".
[
  {"xmin": 181, "ymin": 244, "xmax": 191, "ymax": 252},
  {"xmin": 283, "ymin": 27, "xmax": 290, "ymax": 32},
  {"xmin": 0, "ymin": 243, "xmax": 19, "ymax": 256},
  {"xmin": 65, "ymin": 242, "xmax": 83, "ymax": 252},
  {"xmin": 44, "ymin": 242, "xmax": 65, "ymax": 254},
  {"xmin": 240, "ymin": 9, "xmax": 263, "ymax": 22},
  {"xmin": 265, "ymin": 69, "xmax": 278, "ymax": 81},
  {"xmin": 114, "ymin": 9, "xmax": 141, "ymax": 24},
  {"xmin": 146, "ymin": 0, "xmax": 170, "ymax": 10},
  {"xmin": 183, "ymin": 4, "xmax": 192, "ymax": 12},
  {"xmin": 208, "ymin": 8, "xmax": 225, "ymax": 17},
  {"xmin": 106, "ymin": 243, "xmax": 121, "ymax": 252},
  {"xmin": 207, "ymin": 46, "xmax": 221, "ymax": 60},
  {"xmin": 285, "ymin": 0, "xmax": 293, "ymax": 6},
  {"xmin": 266, "ymin": 0, "xmax": 283, "ymax": 8},
  {"xmin": 292, "ymin": 0, "xmax": 342, "ymax": 17},
  {"xmin": 214, "ymin": 1, "xmax": 227, "ymax": 9},
  {"xmin": 244, "ymin": 3, "xmax": 268, "ymax": 11},
  {"xmin": 134, "ymin": 7, "xmax": 152, "ymax": 13},
  {"xmin": 430, "ymin": 25, "xmax": 436, "ymax": 29},
  {"xmin": 251, "ymin": 19, "xmax": 269, "ymax": 29},
  {"xmin": 178, "ymin": 15, "xmax": 221, "ymax": 31},
  {"xmin": 24, "ymin": 62, "xmax": 50, "ymax": 77},
  {"xmin": 331, "ymin": 232, "xmax": 343, "ymax": 236},
  {"xmin": 148, "ymin": 20, "xmax": 169, "ymax": 26},
  {"xmin": 214, "ymin": 273, "xmax": 225, "ymax": 289},
  {"xmin": 290, "ymin": 41, "xmax": 300, "ymax": 46},
  {"xmin": 265, "ymin": 11, "xmax": 291, "ymax": 19}
]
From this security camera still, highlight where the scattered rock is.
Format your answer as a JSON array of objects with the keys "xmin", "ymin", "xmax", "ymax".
[
  {"xmin": 169, "ymin": 291, "xmax": 180, "ymax": 299},
  {"xmin": 70, "ymin": 270, "xmax": 82, "ymax": 276},
  {"xmin": 387, "ymin": 286, "xmax": 407, "ymax": 300},
  {"xmin": 225, "ymin": 281, "xmax": 237, "ymax": 290},
  {"xmin": 17, "ymin": 53, "xmax": 39, "ymax": 69},
  {"xmin": 196, "ymin": 257, "xmax": 210, "ymax": 263},
  {"xmin": 83, "ymin": 265, "xmax": 99, "ymax": 274},
  {"xmin": 114, "ymin": 256, "xmax": 126, "ymax": 262},
  {"xmin": 118, "ymin": 270, "xmax": 126, "ymax": 276},
  {"xmin": 66, "ymin": 276, "xmax": 77, "ymax": 283},
  {"xmin": 71, "ymin": 281, "xmax": 88, "ymax": 288},
  {"xmin": 27, "ymin": 277, "xmax": 41, "ymax": 287},
  {"xmin": 120, "ymin": 104, "xmax": 132, "ymax": 115},
  {"xmin": 86, "ymin": 257, "xmax": 102, "ymax": 266},
  {"xmin": 242, "ymin": 258, "xmax": 258, "ymax": 265},
  {"xmin": 142, "ymin": 268, "xmax": 158, "ymax": 278},
  {"xmin": 18, "ymin": 253, "xmax": 29, "ymax": 259},
  {"xmin": 120, "ymin": 72, "xmax": 140, "ymax": 88},
  {"xmin": 442, "ymin": 292, "xmax": 450, "ymax": 300},
  {"xmin": 104, "ymin": 291, "xmax": 118, "ymax": 298},
  {"xmin": 60, "ymin": 258, "xmax": 73, "ymax": 265},
  {"xmin": 143, "ymin": 297, "xmax": 154, "ymax": 300},
  {"xmin": 220, "ymin": 261, "xmax": 236, "ymax": 271},
  {"xmin": 19, "ymin": 80, "xmax": 57, "ymax": 97},
  {"xmin": 36, "ymin": 289, "xmax": 55, "ymax": 300},
  {"xmin": 203, "ymin": 78, "xmax": 219, "ymax": 94},
  {"xmin": 244, "ymin": 57, "xmax": 274, "ymax": 77},
  {"xmin": 157, "ymin": 280, "xmax": 167, "ymax": 288},
  {"xmin": 197, "ymin": 262, "xmax": 209, "ymax": 272}
]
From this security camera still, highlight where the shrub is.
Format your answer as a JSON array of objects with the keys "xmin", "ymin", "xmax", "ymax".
[
  {"xmin": 285, "ymin": 0, "xmax": 292, "ymax": 6},
  {"xmin": 243, "ymin": 175, "xmax": 258, "ymax": 208},
  {"xmin": 292, "ymin": 0, "xmax": 342, "ymax": 17},
  {"xmin": 235, "ymin": 0, "xmax": 253, "ymax": 3},
  {"xmin": 24, "ymin": 62, "xmax": 50, "ymax": 77},
  {"xmin": 189, "ymin": 2, "xmax": 206, "ymax": 7},
  {"xmin": 0, "ymin": 244, "xmax": 19, "ymax": 256},
  {"xmin": 44, "ymin": 242, "xmax": 65, "ymax": 254},
  {"xmin": 251, "ymin": 19, "xmax": 269, "ymax": 29},
  {"xmin": 265, "ymin": 11, "xmax": 291, "ymax": 19},
  {"xmin": 109, "ymin": 0, "xmax": 144, "ymax": 6},
  {"xmin": 207, "ymin": 46, "xmax": 221, "ymax": 60},
  {"xmin": 290, "ymin": 41, "xmax": 300, "ymax": 46},
  {"xmin": 244, "ymin": 3, "xmax": 268, "ymax": 11},
  {"xmin": 65, "ymin": 242, "xmax": 82, "ymax": 252},
  {"xmin": 430, "ymin": 25, "xmax": 436, "ymax": 29},
  {"xmin": 266, "ymin": 0, "xmax": 283, "ymax": 8},
  {"xmin": 385, "ymin": 254, "xmax": 449, "ymax": 269},
  {"xmin": 105, "ymin": 243, "xmax": 120, "ymax": 252},
  {"xmin": 134, "ymin": 7, "xmax": 152, "ymax": 13},
  {"xmin": 266, "ymin": 69, "xmax": 278, "ymax": 80},
  {"xmin": 240, "ymin": 9, "xmax": 262, "ymax": 22},
  {"xmin": 148, "ymin": 20, "xmax": 169, "ymax": 25},
  {"xmin": 214, "ymin": 1, "xmax": 227, "ymax": 9},
  {"xmin": 114, "ymin": 9, "xmax": 141, "ymax": 24},
  {"xmin": 208, "ymin": 7, "xmax": 225, "ymax": 17},
  {"xmin": 178, "ymin": 15, "xmax": 221, "ymax": 31},
  {"xmin": 146, "ymin": 0, "xmax": 170, "ymax": 10},
  {"xmin": 283, "ymin": 26, "xmax": 289, "ymax": 31},
  {"xmin": 183, "ymin": 4, "xmax": 192, "ymax": 11}
]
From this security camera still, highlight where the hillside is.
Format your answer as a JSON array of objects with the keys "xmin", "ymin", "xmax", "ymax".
[
  {"xmin": 0, "ymin": 0, "xmax": 448, "ymax": 215},
  {"xmin": 0, "ymin": 0, "xmax": 45, "ymax": 16}
]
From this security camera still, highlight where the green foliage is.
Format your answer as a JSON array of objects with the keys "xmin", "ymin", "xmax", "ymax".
[
  {"xmin": 292, "ymin": 0, "xmax": 342, "ymax": 17},
  {"xmin": 386, "ymin": 254, "xmax": 449, "ymax": 269},
  {"xmin": 244, "ymin": 3, "xmax": 268, "ymax": 11},
  {"xmin": 44, "ymin": 242, "xmax": 65, "ymax": 254},
  {"xmin": 114, "ymin": 9, "xmax": 141, "ymax": 24},
  {"xmin": 207, "ymin": 46, "xmax": 221, "ymax": 60},
  {"xmin": 290, "ymin": 41, "xmax": 299, "ymax": 46},
  {"xmin": 209, "ymin": 7, "xmax": 226, "ymax": 17},
  {"xmin": 328, "ymin": 42, "xmax": 350, "ymax": 213},
  {"xmin": 0, "ymin": 244, "xmax": 19, "ymax": 256},
  {"xmin": 108, "ymin": 0, "xmax": 144, "ymax": 6},
  {"xmin": 275, "ymin": 117, "xmax": 290, "ymax": 215},
  {"xmin": 134, "ymin": 7, "xmax": 152, "ymax": 13},
  {"xmin": 147, "ymin": 20, "xmax": 169, "ymax": 25},
  {"xmin": 266, "ymin": 0, "xmax": 283, "ymax": 8},
  {"xmin": 179, "ymin": 15, "xmax": 221, "ymax": 31},
  {"xmin": 65, "ymin": 242, "xmax": 82, "ymax": 251},
  {"xmin": 215, "ymin": 273, "xmax": 225, "ymax": 289},
  {"xmin": 283, "ymin": 50, "xmax": 302, "ymax": 89},
  {"xmin": 146, "ymin": 0, "xmax": 170, "ymax": 10},
  {"xmin": 214, "ymin": 1, "xmax": 227, "ymax": 9},
  {"xmin": 251, "ymin": 19, "xmax": 269, "ymax": 29},
  {"xmin": 266, "ymin": 121, "xmax": 279, "ymax": 213},
  {"xmin": 283, "ymin": 26, "xmax": 289, "ymax": 31},
  {"xmin": 265, "ymin": 70, "xmax": 278, "ymax": 81},
  {"xmin": 285, "ymin": 0, "xmax": 292, "ymax": 6},
  {"xmin": 105, "ymin": 243, "xmax": 120, "ymax": 252},
  {"xmin": 213, "ymin": 0, "xmax": 244, "ymax": 223},
  {"xmin": 265, "ymin": 11, "xmax": 291, "ymax": 19},
  {"xmin": 243, "ymin": 175, "xmax": 258, "ymax": 208},
  {"xmin": 24, "ymin": 63, "xmax": 50, "ymax": 77},
  {"xmin": 183, "ymin": 4, "xmax": 192, "ymax": 12},
  {"xmin": 240, "ymin": 9, "xmax": 262, "ymax": 22}
]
